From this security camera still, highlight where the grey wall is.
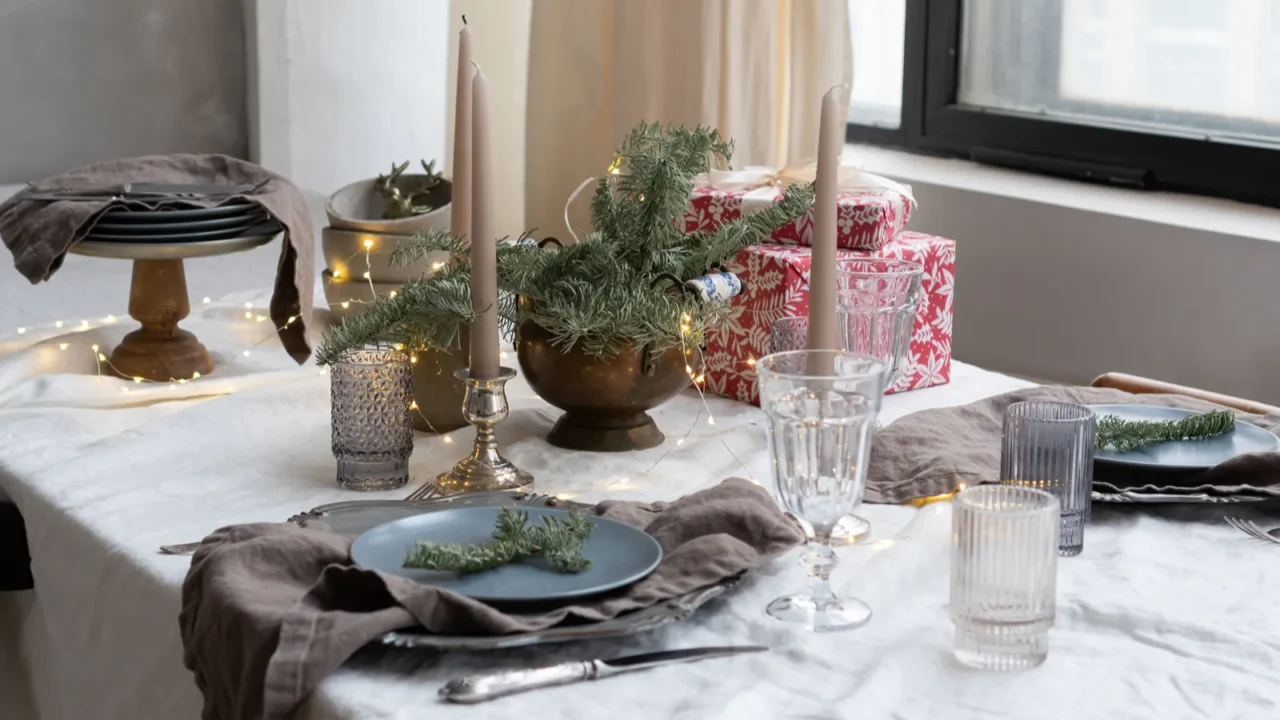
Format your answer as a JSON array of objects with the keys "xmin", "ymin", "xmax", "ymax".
[
  {"xmin": 901, "ymin": 181, "xmax": 1280, "ymax": 405},
  {"xmin": 0, "ymin": 0, "xmax": 246, "ymax": 183}
]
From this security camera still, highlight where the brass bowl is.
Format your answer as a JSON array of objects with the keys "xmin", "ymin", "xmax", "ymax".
[
  {"xmin": 516, "ymin": 321, "xmax": 701, "ymax": 452},
  {"xmin": 410, "ymin": 329, "xmax": 469, "ymax": 434}
]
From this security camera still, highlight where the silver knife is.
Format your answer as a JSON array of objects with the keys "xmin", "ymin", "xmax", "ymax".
[{"xmin": 439, "ymin": 645, "xmax": 768, "ymax": 703}]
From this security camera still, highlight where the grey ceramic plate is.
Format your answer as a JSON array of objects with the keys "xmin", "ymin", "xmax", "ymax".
[
  {"xmin": 86, "ymin": 220, "xmax": 279, "ymax": 243},
  {"xmin": 1092, "ymin": 490, "xmax": 1270, "ymax": 504},
  {"xmin": 1090, "ymin": 404, "xmax": 1280, "ymax": 470},
  {"xmin": 93, "ymin": 210, "xmax": 268, "ymax": 234},
  {"xmin": 99, "ymin": 202, "xmax": 260, "ymax": 223},
  {"xmin": 70, "ymin": 231, "xmax": 279, "ymax": 260},
  {"xmin": 281, "ymin": 492, "xmax": 738, "ymax": 651},
  {"xmin": 350, "ymin": 506, "xmax": 663, "ymax": 603}
]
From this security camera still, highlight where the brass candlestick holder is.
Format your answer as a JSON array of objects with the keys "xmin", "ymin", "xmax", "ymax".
[{"xmin": 434, "ymin": 366, "xmax": 533, "ymax": 495}]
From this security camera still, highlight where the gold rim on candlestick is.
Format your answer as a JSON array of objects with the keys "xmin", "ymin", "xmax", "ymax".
[{"xmin": 433, "ymin": 366, "xmax": 534, "ymax": 495}]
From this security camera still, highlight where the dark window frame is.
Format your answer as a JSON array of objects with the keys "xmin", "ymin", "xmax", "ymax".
[{"xmin": 847, "ymin": 0, "xmax": 1280, "ymax": 209}]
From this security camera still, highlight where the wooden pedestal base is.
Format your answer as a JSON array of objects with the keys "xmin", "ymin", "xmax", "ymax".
[{"xmin": 108, "ymin": 259, "xmax": 214, "ymax": 382}]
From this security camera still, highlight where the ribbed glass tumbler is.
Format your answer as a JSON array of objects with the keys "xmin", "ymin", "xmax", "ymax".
[
  {"xmin": 835, "ymin": 259, "xmax": 923, "ymax": 389},
  {"xmin": 757, "ymin": 349, "xmax": 886, "ymax": 632},
  {"xmin": 999, "ymin": 401, "xmax": 1096, "ymax": 556},
  {"xmin": 331, "ymin": 349, "xmax": 414, "ymax": 491},
  {"xmin": 951, "ymin": 485, "xmax": 1060, "ymax": 671}
]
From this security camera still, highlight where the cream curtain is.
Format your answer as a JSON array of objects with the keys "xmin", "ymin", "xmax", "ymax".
[{"xmin": 524, "ymin": 0, "xmax": 852, "ymax": 242}]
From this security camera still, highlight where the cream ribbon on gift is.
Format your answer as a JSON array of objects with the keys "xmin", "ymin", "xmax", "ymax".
[{"xmin": 691, "ymin": 156, "xmax": 917, "ymax": 217}]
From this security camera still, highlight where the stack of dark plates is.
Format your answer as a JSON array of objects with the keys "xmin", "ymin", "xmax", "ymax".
[{"xmin": 87, "ymin": 202, "xmax": 282, "ymax": 244}]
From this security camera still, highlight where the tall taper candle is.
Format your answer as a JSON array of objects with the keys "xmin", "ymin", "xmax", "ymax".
[
  {"xmin": 468, "ymin": 65, "xmax": 500, "ymax": 380},
  {"xmin": 805, "ymin": 85, "xmax": 843, "ymax": 375},
  {"xmin": 450, "ymin": 23, "xmax": 473, "ymax": 242}
]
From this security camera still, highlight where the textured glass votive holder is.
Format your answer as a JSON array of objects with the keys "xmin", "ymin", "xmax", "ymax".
[
  {"xmin": 999, "ymin": 401, "xmax": 1096, "ymax": 556},
  {"xmin": 951, "ymin": 485, "xmax": 1060, "ymax": 671},
  {"xmin": 331, "ymin": 349, "xmax": 414, "ymax": 491}
]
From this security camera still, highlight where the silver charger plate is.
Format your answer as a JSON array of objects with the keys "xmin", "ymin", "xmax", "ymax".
[
  {"xmin": 69, "ymin": 231, "xmax": 280, "ymax": 260},
  {"xmin": 350, "ymin": 506, "xmax": 664, "ymax": 603},
  {"xmin": 1090, "ymin": 404, "xmax": 1280, "ymax": 471},
  {"xmin": 1092, "ymin": 489, "xmax": 1271, "ymax": 504},
  {"xmin": 286, "ymin": 492, "xmax": 739, "ymax": 652}
]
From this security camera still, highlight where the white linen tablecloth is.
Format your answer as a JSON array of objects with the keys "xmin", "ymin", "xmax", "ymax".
[{"xmin": 1, "ymin": 289, "xmax": 1278, "ymax": 720}]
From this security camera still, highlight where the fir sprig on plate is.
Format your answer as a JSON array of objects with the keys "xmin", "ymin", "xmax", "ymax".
[
  {"xmin": 1095, "ymin": 410, "xmax": 1235, "ymax": 453},
  {"xmin": 403, "ymin": 507, "xmax": 595, "ymax": 574}
]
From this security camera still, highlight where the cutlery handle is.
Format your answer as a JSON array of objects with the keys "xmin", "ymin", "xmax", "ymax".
[{"xmin": 439, "ymin": 660, "xmax": 600, "ymax": 703}]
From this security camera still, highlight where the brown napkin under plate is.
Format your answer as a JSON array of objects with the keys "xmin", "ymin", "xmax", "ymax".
[
  {"xmin": 0, "ymin": 154, "xmax": 315, "ymax": 362},
  {"xmin": 179, "ymin": 478, "xmax": 802, "ymax": 720},
  {"xmin": 866, "ymin": 386, "xmax": 1280, "ymax": 504}
]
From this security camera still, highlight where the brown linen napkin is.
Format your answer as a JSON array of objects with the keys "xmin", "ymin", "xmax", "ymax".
[
  {"xmin": 866, "ymin": 386, "xmax": 1280, "ymax": 504},
  {"xmin": 0, "ymin": 154, "xmax": 314, "ymax": 362},
  {"xmin": 179, "ymin": 478, "xmax": 802, "ymax": 720}
]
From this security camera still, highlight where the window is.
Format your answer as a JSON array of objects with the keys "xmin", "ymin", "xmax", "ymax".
[{"xmin": 847, "ymin": 0, "xmax": 1280, "ymax": 208}]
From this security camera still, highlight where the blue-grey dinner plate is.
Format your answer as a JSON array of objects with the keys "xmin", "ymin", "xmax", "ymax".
[
  {"xmin": 85, "ymin": 221, "xmax": 282, "ymax": 243},
  {"xmin": 93, "ymin": 210, "xmax": 268, "ymax": 234},
  {"xmin": 349, "ymin": 506, "xmax": 663, "ymax": 603},
  {"xmin": 99, "ymin": 202, "xmax": 260, "ymax": 223},
  {"xmin": 1089, "ymin": 404, "xmax": 1280, "ymax": 470}
]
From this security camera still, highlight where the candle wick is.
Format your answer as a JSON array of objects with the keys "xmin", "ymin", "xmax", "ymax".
[
  {"xmin": 462, "ymin": 14, "xmax": 467, "ymax": 25},
  {"xmin": 471, "ymin": 60, "xmax": 482, "ymax": 73}
]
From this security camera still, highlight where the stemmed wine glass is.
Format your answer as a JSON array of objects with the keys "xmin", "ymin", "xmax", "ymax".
[{"xmin": 756, "ymin": 349, "xmax": 887, "ymax": 631}]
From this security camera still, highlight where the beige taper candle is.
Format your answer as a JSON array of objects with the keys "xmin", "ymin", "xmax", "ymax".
[
  {"xmin": 468, "ymin": 65, "xmax": 500, "ymax": 380},
  {"xmin": 450, "ymin": 24, "xmax": 473, "ymax": 243},
  {"xmin": 805, "ymin": 85, "xmax": 843, "ymax": 375}
]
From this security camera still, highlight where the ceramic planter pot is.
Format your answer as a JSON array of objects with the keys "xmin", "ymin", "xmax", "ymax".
[
  {"xmin": 321, "ymin": 269, "xmax": 400, "ymax": 322},
  {"xmin": 516, "ymin": 320, "xmax": 700, "ymax": 452},
  {"xmin": 326, "ymin": 176, "xmax": 452, "ymax": 236},
  {"xmin": 321, "ymin": 228, "xmax": 452, "ymax": 285},
  {"xmin": 410, "ymin": 328, "xmax": 469, "ymax": 434}
]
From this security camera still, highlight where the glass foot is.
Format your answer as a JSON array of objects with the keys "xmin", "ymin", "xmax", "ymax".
[
  {"xmin": 766, "ymin": 593, "xmax": 872, "ymax": 632},
  {"xmin": 829, "ymin": 514, "xmax": 871, "ymax": 546}
]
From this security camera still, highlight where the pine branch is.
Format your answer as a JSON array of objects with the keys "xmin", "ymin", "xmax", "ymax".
[
  {"xmin": 402, "ymin": 507, "xmax": 595, "ymax": 574},
  {"xmin": 316, "ymin": 123, "xmax": 810, "ymax": 361},
  {"xmin": 1096, "ymin": 410, "xmax": 1235, "ymax": 453}
]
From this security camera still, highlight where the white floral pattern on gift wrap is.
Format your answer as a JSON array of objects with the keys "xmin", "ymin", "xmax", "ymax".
[
  {"xmin": 683, "ymin": 186, "xmax": 911, "ymax": 251},
  {"xmin": 703, "ymin": 231, "xmax": 954, "ymax": 404}
]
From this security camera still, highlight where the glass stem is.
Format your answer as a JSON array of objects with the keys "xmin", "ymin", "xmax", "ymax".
[{"xmin": 801, "ymin": 533, "xmax": 839, "ymax": 602}]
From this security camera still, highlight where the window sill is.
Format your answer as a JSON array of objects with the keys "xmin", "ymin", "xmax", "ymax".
[{"xmin": 847, "ymin": 143, "xmax": 1280, "ymax": 244}]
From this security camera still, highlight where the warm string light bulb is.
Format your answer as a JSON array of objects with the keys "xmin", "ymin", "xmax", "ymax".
[
  {"xmin": 54, "ymin": 321, "xmax": 63, "ymax": 328},
  {"xmin": 58, "ymin": 343, "xmax": 68, "ymax": 351},
  {"xmin": 363, "ymin": 239, "xmax": 374, "ymax": 249},
  {"xmin": 202, "ymin": 297, "xmax": 211, "ymax": 304},
  {"xmin": 16, "ymin": 327, "xmax": 25, "ymax": 334}
]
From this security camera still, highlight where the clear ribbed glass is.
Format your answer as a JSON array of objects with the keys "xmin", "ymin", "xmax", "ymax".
[
  {"xmin": 951, "ymin": 485, "xmax": 1060, "ymax": 671},
  {"xmin": 1000, "ymin": 401, "xmax": 1096, "ymax": 556},
  {"xmin": 331, "ymin": 349, "xmax": 414, "ymax": 491},
  {"xmin": 757, "ymin": 350, "xmax": 886, "ymax": 632},
  {"xmin": 835, "ymin": 259, "xmax": 923, "ymax": 389},
  {"xmin": 768, "ymin": 313, "xmax": 867, "ymax": 545}
]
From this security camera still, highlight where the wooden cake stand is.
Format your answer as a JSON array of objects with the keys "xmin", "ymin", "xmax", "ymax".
[{"xmin": 67, "ymin": 233, "xmax": 279, "ymax": 382}]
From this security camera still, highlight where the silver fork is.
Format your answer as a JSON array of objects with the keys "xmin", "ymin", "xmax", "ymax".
[
  {"xmin": 1225, "ymin": 517, "xmax": 1280, "ymax": 544},
  {"xmin": 159, "ymin": 482, "xmax": 446, "ymax": 555}
]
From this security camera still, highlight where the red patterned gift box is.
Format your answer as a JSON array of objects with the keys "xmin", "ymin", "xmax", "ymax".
[
  {"xmin": 682, "ymin": 166, "xmax": 914, "ymax": 251},
  {"xmin": 702, "ymin": 231, "xmax": 954, "ymax": 405}
]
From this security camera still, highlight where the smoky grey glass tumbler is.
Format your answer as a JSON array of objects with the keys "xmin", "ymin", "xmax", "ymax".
[
  {"xmin": 331, "ymin": 349, "xmax": 415, "ymax": 491},
  {"xmin": 999, "ymin": 401, "xmax": 1096, "ymax": 556}
]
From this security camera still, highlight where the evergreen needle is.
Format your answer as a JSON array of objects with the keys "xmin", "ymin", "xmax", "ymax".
[
  {"xmin": 316, "ymin": 123, "xmax": 813, "ymax": 364},
  {"xmin": 402, "ymin": 507, "xmax": 595, "ymax": 574},
  {"xmin": 1095, "ymin": 409, "xmax": 1235, "ymax": 453}
]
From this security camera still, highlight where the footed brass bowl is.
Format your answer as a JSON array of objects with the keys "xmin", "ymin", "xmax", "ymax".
[{"xmin": 517, "ymin": 321, "xmax": 701, "ymax": 452}]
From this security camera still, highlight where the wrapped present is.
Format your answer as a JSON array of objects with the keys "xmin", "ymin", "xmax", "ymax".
[
  {"xmin": 702, "ymin": 231, "xmax": 954, "ymax": 404},
  {"xmin": 683, "ymin": 160, "xmax": 915, "ymax": 251}
]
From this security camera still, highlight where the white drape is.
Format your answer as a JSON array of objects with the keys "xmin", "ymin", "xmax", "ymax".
[{"xmin": 523, "ymin": 0, "xmax": 852, "ymax": 242}]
